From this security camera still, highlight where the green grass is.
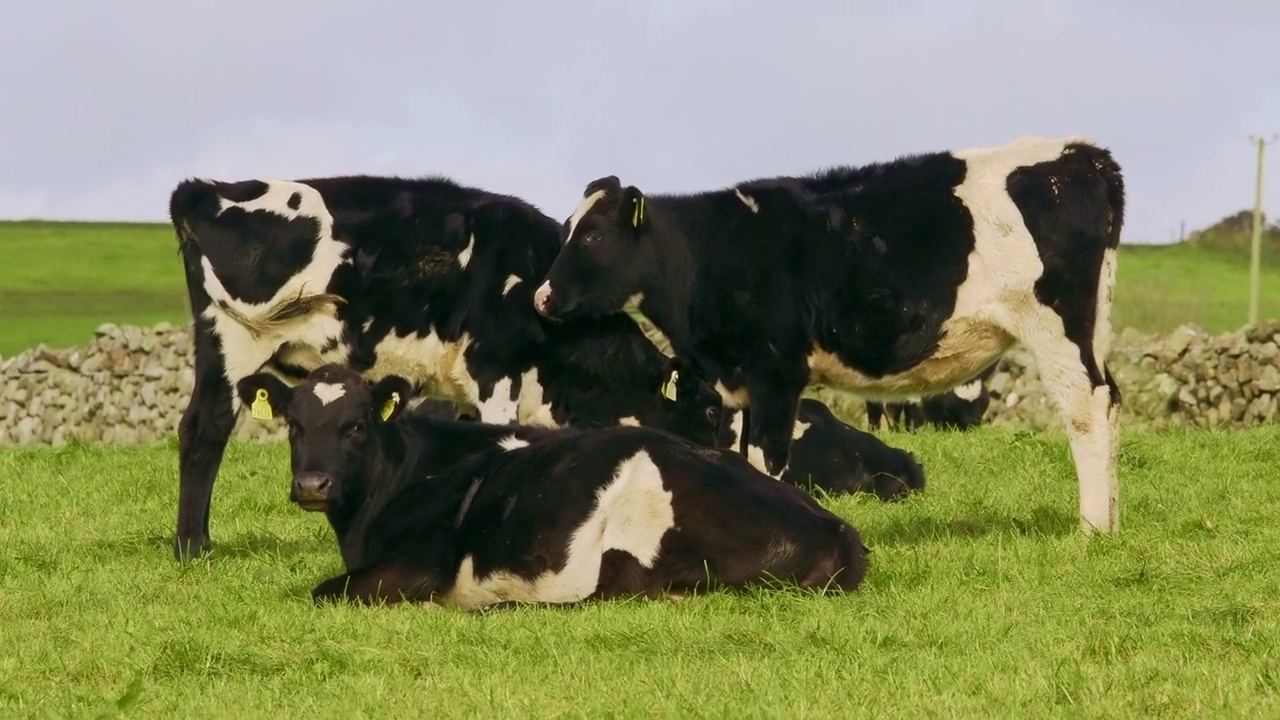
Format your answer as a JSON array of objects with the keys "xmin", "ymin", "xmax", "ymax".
[
  {"xmin": 0, "ymin": 221, "xmax": 188, "ymax": 356},
  {"xmin": 2, "ymin": 427, "xmax": 1278, "ymax": 717}
]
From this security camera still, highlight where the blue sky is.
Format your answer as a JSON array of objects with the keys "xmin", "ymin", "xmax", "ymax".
[{"xmin": 1, "ymin": 0, "xmax": 1277, "ymax": 243}]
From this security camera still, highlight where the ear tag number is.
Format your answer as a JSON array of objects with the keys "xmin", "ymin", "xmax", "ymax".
[{"xmin": 251, "ymin": 388, "xmax": 273, "ymax": 420}]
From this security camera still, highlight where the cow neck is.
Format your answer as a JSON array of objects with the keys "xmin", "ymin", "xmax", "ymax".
[
  {"xmin": 636, "ymin": 206, "xmax": 696, "ymax": 352},
  {"xmin": 324, "ymin": 420, "xmax": 408, "ymax": 559}
]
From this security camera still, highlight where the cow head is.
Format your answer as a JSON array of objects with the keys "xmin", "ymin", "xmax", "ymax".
[
  {"xmin": 655, "ymin": 356, "xmax": 736, "ymax": 449},
  {"xmin": 235, "ymin": 365, "xmax": 412, "ymax": 514},
  {"xmin": 535, "ymin": 175, "xmax": 649, "ymax": 321}
]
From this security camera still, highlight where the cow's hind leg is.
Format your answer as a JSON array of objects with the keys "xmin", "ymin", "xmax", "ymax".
[
  {"xmin": 174, "ymin": 322, "xmax": 237, "ymax": 561},
  {"xmin": 1020, "ymin": 282, "xmax": 1120, "ymax": 535}
]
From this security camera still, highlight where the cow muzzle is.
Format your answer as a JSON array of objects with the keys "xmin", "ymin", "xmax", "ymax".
[
  {"xmin": 292, "ymin": 472, "xmax": 334, "ymax": 511},
  {"xmin": 533, "ymin": 281, "xmax": 554, "ymax": 317}
]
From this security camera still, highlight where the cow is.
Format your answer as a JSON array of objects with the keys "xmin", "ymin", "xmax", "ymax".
[
  {"xmin": 866, "ymin": 363, "xmax": 996, "ymax": 432},
  {"xmin": 532, "ymin": 136, "xmax": 1126, "ymax": 535},
  {"xmin": 169, "ymin": 174, "xmax": 567, "ymax": 560},
  {"xmin": 234, "ymin": 365, "xmax": 870, "ymax": 608}
]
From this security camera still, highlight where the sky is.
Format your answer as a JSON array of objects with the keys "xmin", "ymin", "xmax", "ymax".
[{"xmin": 1, "ymin": 0, "xmax": 1278, "ymax": 244}]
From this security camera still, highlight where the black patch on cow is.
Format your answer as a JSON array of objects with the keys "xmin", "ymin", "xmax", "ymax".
[{"xmin": 287, "ymin": 192, "xmax": 302, "ymax": 210}]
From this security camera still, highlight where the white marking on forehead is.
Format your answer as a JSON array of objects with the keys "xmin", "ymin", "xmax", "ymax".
[
  {"xmin": 502, "ymin": 275, "xmax": 522, "ymax": 297},
  {"xmin": 499, "ymin": 435, "xmax": 530, "ymax": 451},
  {"xmin": 733, "ymin": 188, "xmax": 759, "ymax": 213},
  {"xmin": 953, "ymin": 378, "xmax": 984, "ymax": 401},
  {"xmin": 458, "ymin": 233, "xmax": 475, "ymax": 269},
  {"xmin": 311, "ymin": 382, "xmax": 347, "ymax": 405},
  {"xmin": 565, "ymin": 189, "xmax": 607, "ymax": 244}
]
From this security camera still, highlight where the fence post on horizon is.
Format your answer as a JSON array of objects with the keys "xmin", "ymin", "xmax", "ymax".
[{"xmin": 1248, "ymin": 135, "xmax": 1277, "ymax": 326}]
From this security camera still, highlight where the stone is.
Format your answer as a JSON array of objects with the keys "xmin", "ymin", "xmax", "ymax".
[{"xmin": 1259, "ymin": 365, "xmax": 1280, "ymax": 393}]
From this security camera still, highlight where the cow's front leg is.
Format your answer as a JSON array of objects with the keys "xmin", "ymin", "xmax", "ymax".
[
  {"xmin": 312, "ymin": 562, "xmax": 442, "ymax": 606},
  {"xmin": 743, "ymin": 365, "xmax": 807, "ymax": 478}
]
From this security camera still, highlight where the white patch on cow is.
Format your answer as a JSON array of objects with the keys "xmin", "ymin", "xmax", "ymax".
[
  {"xmin": 458, "ymin": 233, "xmax": 475, "ymax": 269},
  {"xmin": 952, "ymin": 378, "xmax": 983, "ymax": 402},
  {"xmin": 311, "ymin": 382, "xmax": 346, "ymax": 405},
  {"xmin": 791, "ymin": 420, "xmax": 811, "ymax": 441},
  {"xmin": 623, "ymin": 292, "xmax": 645, "ymax": 310},
  {"xmin": 744, "ymin": 443, "xmax": 786, "ymax": 479},
  {"xmin": 1094, "ymin": 247, "xmax": 1118, "ymax": 369},
  {"xmin": 726, "ymin": 410, "xmax": 744, "ymax": 448},
  {"xmin": 362, "ymin": 318, "xmax": 375, "ymax": 333},
  {"xmin": 713, "ymin": 380, "xmax": 751, "ymax": 409},
  {"xmin": 442, "ymin": 449, "xmax": 675, "ymax": 608},
  {"xmin": 618, "ymin": 416, "xmax": 641, "ymax": 427},
  {"xmin": 200, "ymin": 179, "xmax": 351, "ymax": 413},
  {"xmin": 514, "ymin": 367, "xmax": 556, "ymax": 427},
  {"xmin": 476, "ymin": 377, "xmax": 516, "ymax": 424},
  {"xmin": 499, "ymin": 435, "xmax": 530, "ymax": 451},
  {"xmin": 502, "ymin": 274, "xmax": 522, "ymax": 297},
  {"xmin": 366, "ymin": 330, "xmax": 473, "ymax": 407},
  {"xmin": 733, "ymin": 188, "xmax": 760, "ymax": 213},
  {"xmin": 564, "ymin": 189, "xmax": 607, "ymax": 244}
]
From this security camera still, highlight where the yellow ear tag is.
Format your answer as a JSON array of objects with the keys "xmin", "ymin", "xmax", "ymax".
[
  {"xmin": 632, "ymin": 196, "xmax": 646, "ymax": 227},
  {"xmin": 380, "ymin": 391, "xmax": 401, "ymax": 422},
  {"xmin": 250, "ymin": 388, "xmax": 273, "ymax": 420},
  {"xmin": 661, "ymin": 370, "xmax": 679, "ymax": 402}
]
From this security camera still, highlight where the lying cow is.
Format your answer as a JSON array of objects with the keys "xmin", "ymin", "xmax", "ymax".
[
  {"xmin": 866, "ymin": 363, "xmax": 997, "ymax": 432},
  {"xmin": 661, "ymin": 361, "xmax": 925, "ymax": 501},
  {"xmin": 534, "ymin": 136, "xmax": 1126, "ymax": 534},
  {"xmin": 235, "ymin": 365, "xmax": 869, "ymax": 607}
]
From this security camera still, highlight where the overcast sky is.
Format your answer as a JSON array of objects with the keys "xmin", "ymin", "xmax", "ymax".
[{"xmin": 2, "ymin": 1, "xmax": 1277, "ymax": 243}]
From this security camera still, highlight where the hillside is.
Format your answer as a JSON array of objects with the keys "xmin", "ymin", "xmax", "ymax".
[{"xmin": 2, "ymin": 220, "xmax": 1279, "ymax": 356}]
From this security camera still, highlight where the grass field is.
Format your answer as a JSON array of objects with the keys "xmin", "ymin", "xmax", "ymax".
[
  {"xmin": 2, "ymin": 427, "xmax": 1278, "ymax": 716},
  {"xmin": 2, "ymin": 220, "xmax": 1280, "ymax": 356}
]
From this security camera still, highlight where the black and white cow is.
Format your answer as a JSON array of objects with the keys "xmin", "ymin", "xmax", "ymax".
[
  {"xmin": 235, "ymin": 365, "xmax": 869, "ymax": 608},
  {"xmin": 866, "ymin": 363, "xmax": 996, "ymax": 432},
  {"xmin": 533, "ymin": 136, "xmax": 1126, "ymax": 534},
  {"xmin": 169, "ymin": 175, "xmax": 567, "ymax": 559}
]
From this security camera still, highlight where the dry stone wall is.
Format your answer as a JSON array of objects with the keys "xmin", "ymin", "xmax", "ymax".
[{"xmin": 2, "ymin": 319, "xmax": 1279, "ymax": 447}]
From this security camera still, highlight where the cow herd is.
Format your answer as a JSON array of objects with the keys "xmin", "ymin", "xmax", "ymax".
[{"xmin": 167, "ymin": 135, "xmax": 1126, "ymax": 609}]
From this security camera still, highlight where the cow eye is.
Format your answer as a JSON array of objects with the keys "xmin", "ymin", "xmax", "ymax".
[
  {"xmin": 705, "ymin": 407, "xmax": 720, "ymax": 423},
  {"xmin": 583, "ymin": 231, "xmax": 602, "ymax": 245},
  {"xmin": 346, "ymin": 420, "xmax": 366, "ymax": 437}
]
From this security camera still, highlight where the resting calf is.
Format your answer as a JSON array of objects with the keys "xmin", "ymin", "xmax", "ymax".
[{"xmin": 236, "ymin": 365, "xmax": 869, "ymax": 608}]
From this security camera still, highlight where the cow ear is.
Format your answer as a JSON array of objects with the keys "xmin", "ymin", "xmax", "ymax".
[
  {"xmin": 370, "ymin": 376, "xmax": 413, "ymax": 423},
  {"xmin": 441, "ymin": 211, "xmax": 473, "ymax": 253},
  {"xmin": 621, "ymin": 186, "xmax": 647, "ymax": 232},
  {"xmin": 235, "ymin": 373, "xmax": 293, "ymax": 420}
]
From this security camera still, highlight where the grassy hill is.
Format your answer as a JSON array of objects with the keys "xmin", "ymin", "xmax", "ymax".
[{"xmin": 2, "ymin": 220, "xmax": 1280, "ymax": 356}]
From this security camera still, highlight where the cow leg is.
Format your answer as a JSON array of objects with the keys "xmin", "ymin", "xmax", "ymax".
[
  {"xmin": 743, "ymin": 367, "xmax": 807, "ymax": 478},
  {"xmin": 312, "ymin": 563, "xmax": 441, "ymax": 606},
  {"xmin": 865, "ymin": 401, "xmax": 885, "ymax": 430},
  {"xmin": 1022, "ymin": 320, "xmax": 1120, "ymax": 535},
  {"xmin": 174, "ymin": 324, "xmax": 237, "ymax": 561}
]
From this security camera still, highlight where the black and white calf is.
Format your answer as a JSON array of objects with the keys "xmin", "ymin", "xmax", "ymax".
[
  {"xmin": 169, "ymin": 175, "xmax": 566, "ymax": 560},
  {"xmin": 236, "ymin": 365, "xmax": 869, "ymax": 608},
  {"xmin": 866, "ymin": 363, "xmax": 996, "ymax": 432},
  {"xmin": 534, "ymin": 136, "xmax": 1125, "ymax": 534}
]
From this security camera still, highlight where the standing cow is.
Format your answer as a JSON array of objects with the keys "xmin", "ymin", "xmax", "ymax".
[
  {"xmin": 533, "ymin": 137, "xmax": 1125, "ymax": 534},
  {"xmin": 235, "ymin": 365, "xmax": 869, "ymax": 607}
]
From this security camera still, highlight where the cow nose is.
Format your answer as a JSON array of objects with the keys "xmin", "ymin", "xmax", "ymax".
[
  {"xmin": 292, "ymin": 472, "xmax": 333, "ymax": 509},
  {"xmin": 533, "ymin": 281, "xmax": 552, "ymax": 316}
]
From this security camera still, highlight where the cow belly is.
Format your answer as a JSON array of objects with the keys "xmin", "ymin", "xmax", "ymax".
[{"xmin": 808, "ymin": 317, "xmax": 1013, "ymax": 401}]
